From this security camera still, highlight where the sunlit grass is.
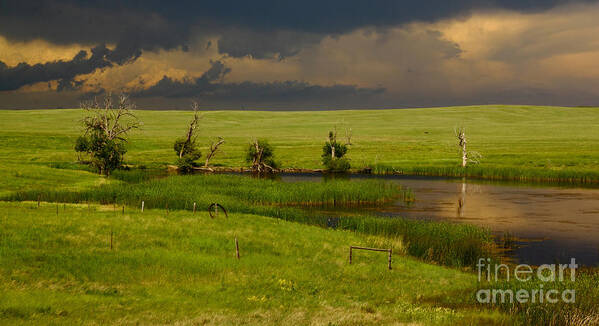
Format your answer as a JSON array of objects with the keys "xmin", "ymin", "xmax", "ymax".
[
  {"xmin": 373, "ymin": 164, "xmax": 599, "ymax": 184},
  {"xmin": 1, "ymin": 105, "xmax": 599, "ymax": 184},
  {"xmin": 1, "ymin": 106, "xmax": 598, "ymax": 324},
  {"xmin": 477, "ymin": 271, "xmax": 599, "ymax": 325},
  {"xmin": 0, "ymin": 202, "xmax": 511, "ymax": 325},
  {"xmin": 2, "ymin": 173, "xmax": 492, "ymax": 268}
]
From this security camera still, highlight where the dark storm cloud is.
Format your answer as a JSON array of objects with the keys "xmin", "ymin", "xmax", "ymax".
[
  {"xmin": 217, "ymin": 29, "xmax": 324, "ymax": 59},
  {"xmin": 0, "ymin": 44, "xmax": 139, "ymax": 91},
  {"xmin": 56, "ymin": 78, "xmax": 84, "ymax": 92},
  {"xmin": 1, "ymin": 0, "xmax": 594, "ymax": 59},
  {"xmin": 132, "ymin": 61, "xmax": 384, "ymax": 102}
]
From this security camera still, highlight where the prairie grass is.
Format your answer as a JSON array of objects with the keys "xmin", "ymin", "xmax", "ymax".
[
  {"xmin": 1, "ymin": 106, "xmax": 597, "ymax": 324},
  {"xmin": 477, "ymin": 271, "xmax": 599, "ymax": 325},
  {"xmin": 4, "ymin": 173, "xmax": 402, "ymax": 208},
  {"xmin": 0, "ymin": 201, "xmax": 512, "ymax": 325},
  {"xmin": 373, "ymin": 164, "xmax": 599, "ymax": 184},
  {"xmin": 3, "ymin": 173, "xmax": 493, "ymax": 268},
  {"xmin": 338, "ymin": 215, "xmax": 493, "ymax": 267},
  {"xmin": 1, "ymin": 106, "xmax": 599, "ymax": 185}
]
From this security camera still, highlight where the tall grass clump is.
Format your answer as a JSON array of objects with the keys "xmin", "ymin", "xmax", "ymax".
[
  {"xmin": 337, "ymin": 215, "xmax": 493, "ymax": 267},
  {"xmin": 109, "ymin": 168, "xmax": 167, "ymax": 183},
  {"xmin": 372, "ymin": 164, "xmax": 599, "ymax": 184},
  {"xmin": 478, "ymin": 271, "xmax": 599, "ymax": 325},
  {"xmin": 6, "ymin": 174, "xmax": 401, "ymax": 208}
]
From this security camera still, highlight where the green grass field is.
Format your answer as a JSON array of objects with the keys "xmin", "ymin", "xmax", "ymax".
[
  {"xmin": 1, "ymin": 105, "xmax": 599, "ymax": 325},
  {"xmin": 0, "ymin": 201, "xmax": 511, "ymax": 325},
  {"xmin": 2, "ymin": 173, "xmax": 491, "ymax": 268},
  {"xmin": 1, "ymin": 105, "xmax": 599, "ymax": 187}
]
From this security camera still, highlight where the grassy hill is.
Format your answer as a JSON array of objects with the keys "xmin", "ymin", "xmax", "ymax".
[{"xmin": 0, "ymin": 201, "xmax": 510, "ymax": 325}]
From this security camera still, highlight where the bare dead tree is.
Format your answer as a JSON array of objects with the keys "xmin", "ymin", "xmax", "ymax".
[
  {"xmin": 81, "ymin": 93, "xmax": 140, "ymax": 141},
  {"xmin": 345, "ymin": 127, "xmax": 353, "ymax": 146},
  {"xmin": 251, "ymin": 140, "xmax": 266, "ymax": 172},
  {"xmin": 455, "ymin": 127, "xmax": 467, "ymax": 167},
  {"xmin": 178, "ymin": 102, "xmax": 202, "ymax": 158},
  {"xmin": 204, "ymin": 136, "xmax": 225, "ymax": 167},
  {"xmin": 455, "ymin": 126, "xmax": 482, "ymax": 167},
  {"xmin": 248, "ymin": 139, "xmax": 277, "ymax": 173}
]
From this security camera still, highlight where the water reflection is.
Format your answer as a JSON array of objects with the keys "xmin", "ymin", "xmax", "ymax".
[
  {"xmin": 280, "ymin": 173, "xmax": 599, "ymax": 266},
  {"xmin": 457, "ymin": 179, "xmax": 466, "ymax": 218}
]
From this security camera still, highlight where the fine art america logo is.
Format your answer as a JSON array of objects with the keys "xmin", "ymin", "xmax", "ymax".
[{"xmin": 476, "ymin": 258, "xmax": 578, "ymax": 304}]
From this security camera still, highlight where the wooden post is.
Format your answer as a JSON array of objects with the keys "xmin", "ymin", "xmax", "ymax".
[
  {"xmin": 193, "ymin": 202, "xmax": 196, "ymax": 214},
  {"xmin": 348, "ymin": 246, "xmax": 392, "ymax": 270},
  {"xmin": 141, "ymin": 201, "xmax": 144, "ymax": 212},
  {"xmin": 166, "ymin": 203, "xmax": 169, "ymax": 215},
  {"xmin": 235, "ymin": 237, "xmax": 240, "ymax": 259},
  {"xmin": 122, "ymin": 206, "xmax": 124, "ymax": 215}
]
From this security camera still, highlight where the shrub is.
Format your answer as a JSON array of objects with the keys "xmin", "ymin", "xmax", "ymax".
[
  {"xmin": 173, "ymin": 137, "xmax": 202, "ymax": 173},
  {"xmin": 323, "ymin": 157, "xmax": 351, "ymax": 172},
  {"xmin": 174, "ymin": 106, "xmax": 202, "ymax": 173},
  {"xmin": 322, "ymin": 130, "xmax": 350, "ymax": 172},
  {"xmin": 246, "ymin": 139, "xmax": 278, "ymax": 172}
]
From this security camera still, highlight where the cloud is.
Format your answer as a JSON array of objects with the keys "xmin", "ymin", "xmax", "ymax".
[
  {"xmin": 0, "ymin": 44, "xmax": 140, "ymax": 91},
  {"xmin": 217, "ymin": 29, "xmax": 324, "ymax": 59},
  {"xmin": 2, "ymin": 1, "xmax": 599, "ymax": 108},
  {"xmin": 132, "ymin": 61, "xmax": 384, "ymax": 104},
  {"xmin": 1, "ymin": 1, "xmax": 591, "ymax": 60},
  {"xmin": 56, "ymin": 78, "xmax": 85, "ymax": 92}
]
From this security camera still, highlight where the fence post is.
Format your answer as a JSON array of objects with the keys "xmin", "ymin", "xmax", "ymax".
[
  {"xmin": 193, "ymin": 202, "xmax": 196, "ymax": 214},
  {"xmin": 141, "ymin": 201, "xmax": 144, "ymax": 212},
  {"xmin": 348, "ymin": 245, "xmax": 392, "ymax": 270},
  {"xmin": 235, "ymin": 237, "xmax": 240, "ymax": 259}
]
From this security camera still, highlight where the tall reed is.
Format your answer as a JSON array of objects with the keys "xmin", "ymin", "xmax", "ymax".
[
  {"xmin": 479, "ymin": 271, "xmax": 599, "ymax": 325},
  {"xmin": 372, "ymin": 164, "xmax": 599, "ymax": 184},
  {"xmin": 3, "ymin": 173, "xmax": 494, "ymax": 267}
]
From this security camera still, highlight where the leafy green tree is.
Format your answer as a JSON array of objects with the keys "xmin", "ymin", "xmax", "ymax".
[
  {"xmin": 75, "ymin": 94, "xmax": 139, "ymax": 175},
  {"xmin": 322, "ymin": 129, "xmax": 350, "ymax": 172}
]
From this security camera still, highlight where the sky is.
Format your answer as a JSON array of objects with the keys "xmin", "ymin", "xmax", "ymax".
[{"xmin": 1, "ymin": 0, "xmax": 599, "ymax": 109}]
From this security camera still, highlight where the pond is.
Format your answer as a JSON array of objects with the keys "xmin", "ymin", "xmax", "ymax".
[{"xmin": 280, "ymin": 173, "xmax": 599, "ymax": 266}]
